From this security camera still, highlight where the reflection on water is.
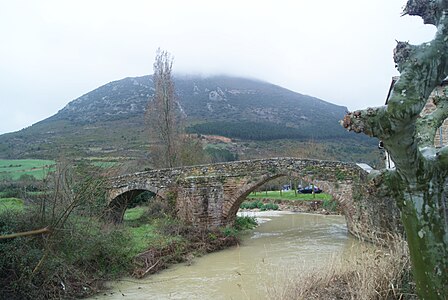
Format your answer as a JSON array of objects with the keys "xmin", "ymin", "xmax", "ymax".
[{"xmin": 90, "ymin": 212, "xmax": 361, "ymax": 300}]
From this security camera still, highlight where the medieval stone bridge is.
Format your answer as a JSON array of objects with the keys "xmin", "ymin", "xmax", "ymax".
[{"xmin": 106, "ymin": 157, "xmax": 401, "ymax": 239}]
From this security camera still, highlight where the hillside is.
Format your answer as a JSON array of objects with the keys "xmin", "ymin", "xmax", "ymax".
[{"xmin": 0, "ymin": 75, "xmax": 378, "ymax": 164}]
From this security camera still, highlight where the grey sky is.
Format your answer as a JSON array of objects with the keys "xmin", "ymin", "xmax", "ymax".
[{"xmin": 0, "ymin": 0, "xmax": 436, "ymax": 134}]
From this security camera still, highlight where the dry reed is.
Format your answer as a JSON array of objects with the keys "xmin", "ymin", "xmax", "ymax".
[{"xmin": 266, "ymin": 236, "xmax": 416, "ymax": 300}]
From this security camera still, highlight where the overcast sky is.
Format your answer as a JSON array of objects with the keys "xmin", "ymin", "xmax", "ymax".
[{"xmin": 0, "ymin": 0, "xmax": 437, "ymax": 134}]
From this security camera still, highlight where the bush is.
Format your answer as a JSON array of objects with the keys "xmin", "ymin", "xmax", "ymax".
[
  {"xmin": 0, "ymin": 162, "xmax": 134, "ymax": 299},
  {"xmin": 240, "ymin": 201, "xmax": 279, "ymax": 211},
  {"xmin": 0, "ymin": 208, "xmax": 132, "ymax": 300},
  {"xmin": 234, "ymin": 216, "xmax": 258, "ymax": 231},
  {"xmin": 127, "ymin": 191, "xmax": 155, "ymax": 208},
  {"xmin": 221, "ymin": 227, "xmax": 238, "ymax": 237},
  {"xmin": 261, "ymin": 203, "xmax": 279, "ymax": 211},
  {"xmin": 322, "ymin": 199, "xmax": 338, "ymax": 212}
]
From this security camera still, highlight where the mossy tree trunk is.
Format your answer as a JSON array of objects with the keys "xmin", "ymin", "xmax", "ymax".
[{"xmin": 341, "ymin": 1, "xmax": 448, "ymax": 298}]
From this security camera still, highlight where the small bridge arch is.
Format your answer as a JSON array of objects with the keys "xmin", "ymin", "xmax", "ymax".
[{"xmin": 106, "ymin": 170, "xmax": 176, "ymax": 222}]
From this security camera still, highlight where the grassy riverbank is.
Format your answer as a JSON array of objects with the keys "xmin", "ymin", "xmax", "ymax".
[
  {"xmin": 0, "ymin": 194, "xmax": 256, "ymax": 299},
  {"xmin": 122, "ymin": 204, "xmax": 258, "ymax": 278}
]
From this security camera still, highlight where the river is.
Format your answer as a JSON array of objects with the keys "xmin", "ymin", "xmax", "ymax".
[{"xmin": 90, "ymin": 211, "xmax": 362, "ymax": 300}]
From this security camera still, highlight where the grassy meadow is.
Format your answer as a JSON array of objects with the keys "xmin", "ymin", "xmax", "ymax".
[
  {"xmin": 0, "ymin": 159, "xmax": 55, "ymax": 180},
  {"xmin": 0, "ymin": 197, "xmax": 23, "ymax": 211}
]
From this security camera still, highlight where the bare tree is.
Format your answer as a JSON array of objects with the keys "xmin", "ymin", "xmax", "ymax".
[
  {"xmin": 146, "ymin": 49, "xmax": 179, "ymax": 168},
  {"xmin": 341, "ymin": 1, "xmax": 448, "ymax": 298}
]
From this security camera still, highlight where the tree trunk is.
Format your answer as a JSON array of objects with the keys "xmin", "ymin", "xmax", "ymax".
[
  {"xmin": 400, "ymin": 188, "xmax": 448, "ymax": 298},
  {"xmin": 340, "ymin": 1, "xmax": 448, "ymax": 298}
]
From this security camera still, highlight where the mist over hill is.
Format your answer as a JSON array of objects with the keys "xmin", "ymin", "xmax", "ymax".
[{"xmin": 0, "ymin": 75, "xmax": 377, "ymax": 163}]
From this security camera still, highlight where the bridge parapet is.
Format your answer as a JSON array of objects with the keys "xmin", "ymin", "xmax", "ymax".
[{"xmin": 181, "ymin": 158, "xmax": 366, "ymax": 180}]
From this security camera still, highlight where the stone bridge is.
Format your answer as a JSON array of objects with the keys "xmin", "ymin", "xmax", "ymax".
[{"xmin": 106, "ymin": 157, "xmax": 402, "ymax": 239}]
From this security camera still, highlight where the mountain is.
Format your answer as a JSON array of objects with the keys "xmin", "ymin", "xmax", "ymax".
[{"xmin": 0, "ymin": 75, "xmax": 377, "ymax": 163}]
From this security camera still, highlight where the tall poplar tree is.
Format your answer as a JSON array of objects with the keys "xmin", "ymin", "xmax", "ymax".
[{"xmin": 146, "ymin": 49, "xmax": 179, "ymax": 168}]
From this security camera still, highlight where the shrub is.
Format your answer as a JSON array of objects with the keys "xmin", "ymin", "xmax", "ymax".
[
  {"xmin": 322, "ymin": 199, "xmax": 338, "ymax": 212},
  {"xmin": 240, "ymin": 201, "xmax": 279, "ymax": 211},
  {"xmin": 261, "ymin": 203, "xmax": 279, "ymax": 211},
  {"xmin": 139, "ymin": 197, "xmax": 175, "ymax": 222},
  {"xmin": 240, "ymin": 202, "xmax": 251, "ymax": 209},
  {"xmin": 234, "ymin": 216, "xmax": 258, "ymax": 231},
  {"xmin": 127, "ymin": 191, "xmax": 155, "ymax": 208},
  {"xmin": 221, "ymin": 227, "xmax": 238, "ymax": 237},
  {"xmin": 0, "ymin": 208, "xmax": 132, "ymax": 300},
  {"xmin": 0, "ymin": 162, "xmax": 134, "ymax": 299}
]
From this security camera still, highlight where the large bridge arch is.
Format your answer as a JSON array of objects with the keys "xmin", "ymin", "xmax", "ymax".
[{"xmin": 220, "ymin": 171, "xmax": 354, "ymax": 227}]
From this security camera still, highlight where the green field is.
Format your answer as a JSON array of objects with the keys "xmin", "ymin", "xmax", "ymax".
[
  {"xmin": 248, "ymin": 190, "xmax": 332, "ymax": 201},
  {"xmin": 0, "ymin": 198, "xmax": 24, "ymax": 211},
  {"xmin": 0, "ymin": 159, "xmax": 55, "ymax": 180}
]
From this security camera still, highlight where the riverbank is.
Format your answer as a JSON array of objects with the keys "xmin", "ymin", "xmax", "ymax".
[
  {"xmin": 241, "ymin": 198, "xmax": 340, "ymax": 215},
  {"xmin": 89, "ymin": 213, "xmax": 354, "ymax": 299},
  {"xmin": 129, "ymin": 220, "xmax": 244, "ymax": 279}
]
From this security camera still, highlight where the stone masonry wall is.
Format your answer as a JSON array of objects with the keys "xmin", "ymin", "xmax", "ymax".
[
  {"xmin": 349, "ymin": 172, "xmax": 403, "ymax": 241},
  {"xmin": 420, "ymin": 84, "xmax": 448, "ymax": 147}
]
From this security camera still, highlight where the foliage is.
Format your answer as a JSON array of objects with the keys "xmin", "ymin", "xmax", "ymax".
[
  {"xmin": 233, "ymin": 216, "xmax": 258, "ymax": 231},
  {"xmin": 0, "ymin": 197, "xmax": 23, "ymax": 211},
  {"xmin": 205, "ymin": 145, "xmax": 239, "ymax": 163},
  {"xmin": 221, "ymin": 227, "xmax": 238, "ymax": 237},
  {"xmin": 240, "ymin": 200, "xmax": 279, "ymax": 211},
  {"xmin": 0, "ymin": 205, "xmax": 132, "ymax": 300},
  {"xmin": 248, "ymin": 190, "xmax": 332, "ymax": 201},
  {"xmin": 322, "ymin": 199, "xmax": 338, "ymax": 212},
  {"xmin": 178, "ymin": 135, "xmax": 210, "ymax": 166},
  {"xmin": 221, "ymin": 216, "xmax": 258, "ymax": 237},
  {"xmin": 127, "ymin": 191, "xmax": 155, "ymax": 209},
  {"xmin": 0, "ymin": 161, "xmax": 136, "ymax": 299},
  {"xmin": 260, "ymin": 203, "xmax": 279, "ymax": 211}
]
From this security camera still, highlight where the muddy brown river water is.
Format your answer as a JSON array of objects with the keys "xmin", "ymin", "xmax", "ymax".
[{"xmin": 90, "ymin": 211, "xmax": 362, "ymax": 300}]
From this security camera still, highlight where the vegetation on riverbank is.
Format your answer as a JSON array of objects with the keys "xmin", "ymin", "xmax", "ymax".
[
  {"xmin": 0, "ymin": 163, "xmax": 133, "ymax": 299},
  {"xmin": 122, "ymin": 202, "xmax": 254, "ymax": 278},
  {"xmin": 240, "ymin": 200, "xmax": 280, "ymax": 211},
  {"xmin": 0, "ymin": 164, "xmax": 257, "ymax": 300},
  {"xmin": 248, "ymin": 190, "xmax": 332, "ymax": 201},
  {"xmin": 243, "ymin": 190, "xmax": 339, "ymax": 214},
  {"xmin": 267, "ymin": 236, "xmax": 415, "ymax": 300}
]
